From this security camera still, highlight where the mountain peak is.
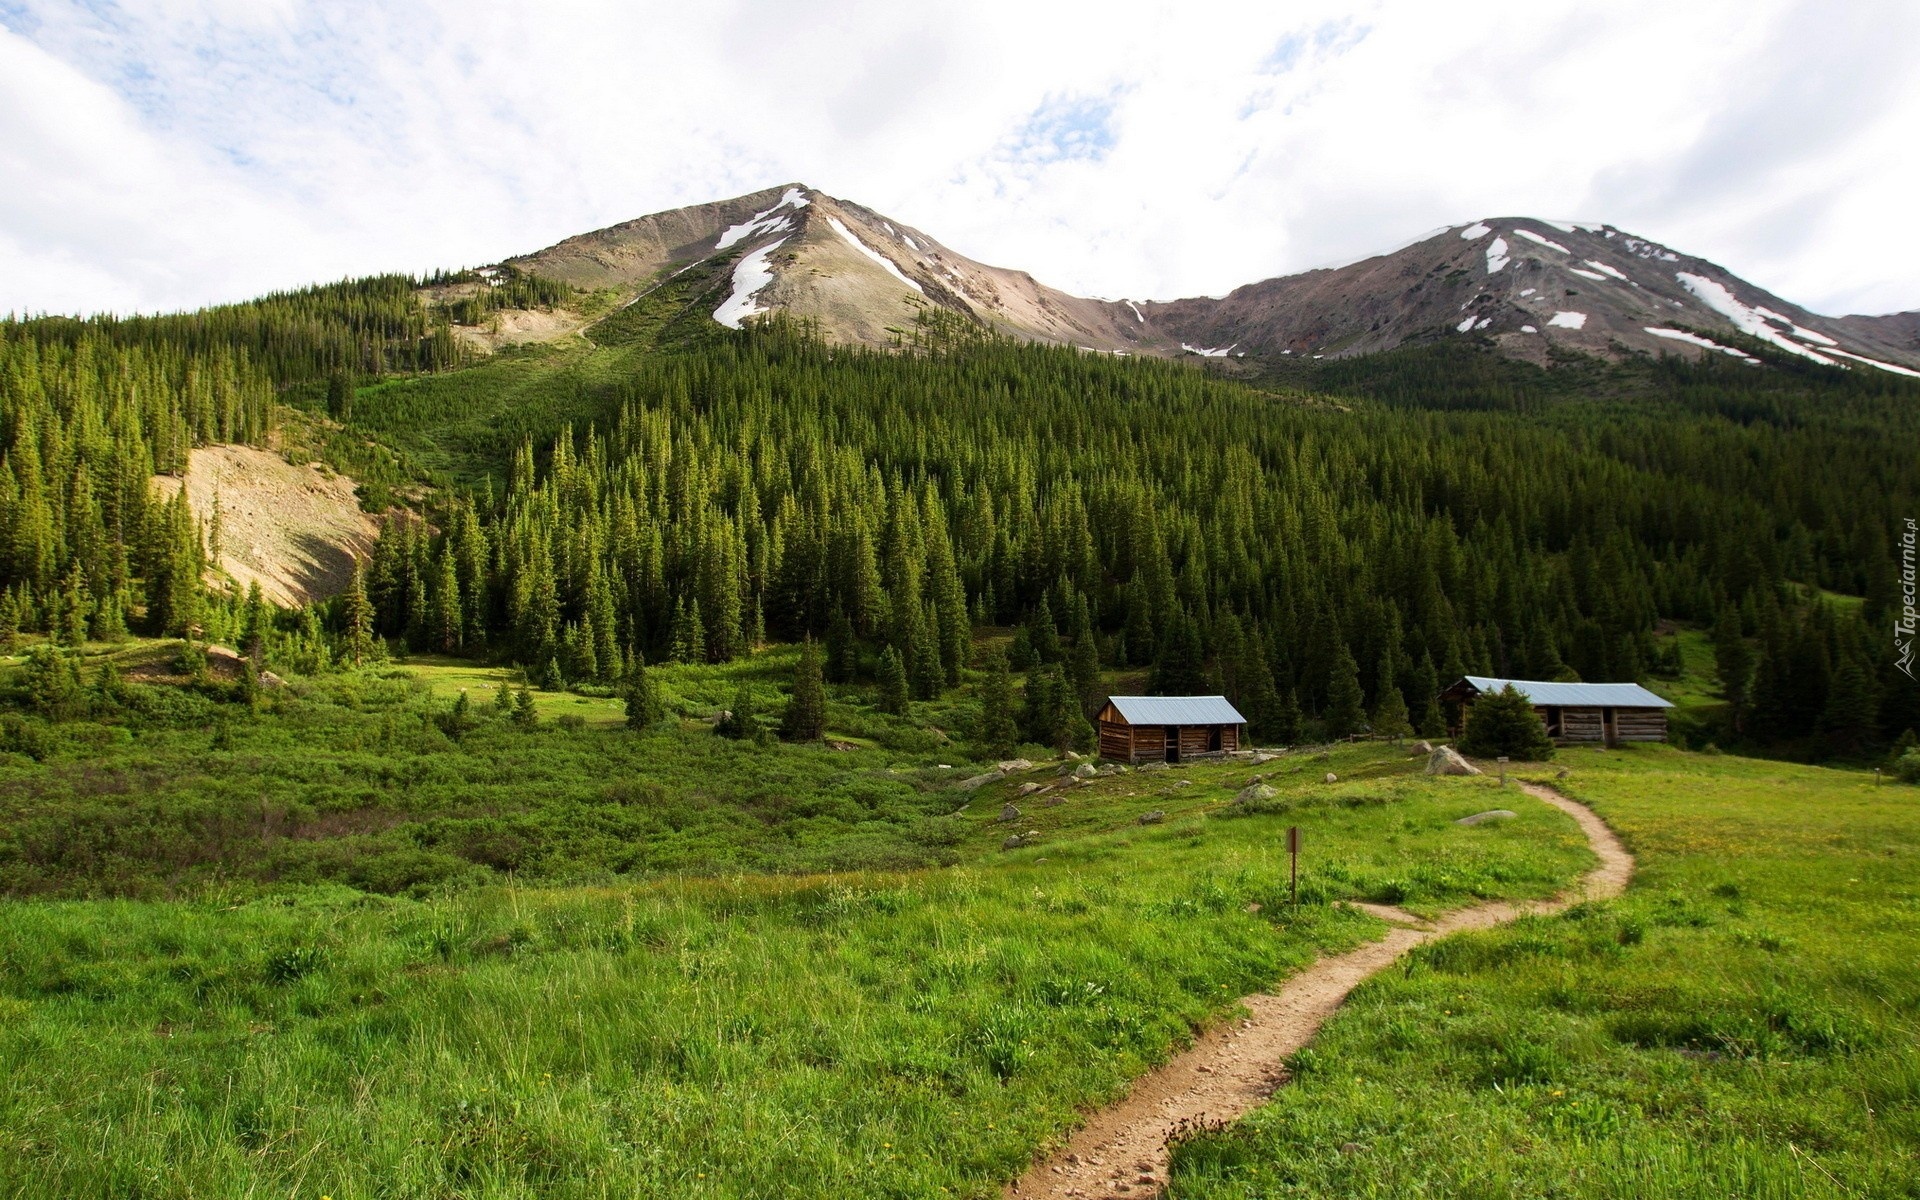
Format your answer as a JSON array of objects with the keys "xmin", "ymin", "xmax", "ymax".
[{"xmin": 490, "ymin": 190, "xmax": 1920, "ymax": 376}]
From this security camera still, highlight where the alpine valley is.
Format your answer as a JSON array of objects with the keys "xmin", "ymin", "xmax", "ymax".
[{"xmin": 1, "ymin": 182, "xmax": 1917, "ymax": 1200}]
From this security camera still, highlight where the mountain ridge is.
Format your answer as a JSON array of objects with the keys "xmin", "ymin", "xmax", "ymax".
[{"xmin": 487, "ymin": 185, "xmax": 1919, "ymax": 375}]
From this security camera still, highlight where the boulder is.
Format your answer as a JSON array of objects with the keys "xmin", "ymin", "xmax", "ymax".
[
  {"xmin": 1410, "ymin": 740, "xmax": 1434, "ymax": 757},
  {"xmin": 1171, "ymin": 779, "xmax": 1193, "ymax": 789},
  {"xmin": 1425, "ymin": 746, "xmax": 1482, "ymax": 776},
  {"xmin": 1137, "ymin": 761, "xmax": 1170, "ymax": 772},
  {"xmin": 1002, "ymin": 831, "xmax": 1036, "ymax": 850},
  {"xmin": 1016, "ymin": 781, "xmax": 1043, "ymax": 796},
  {"xmin": 996, "ymin": 758, "xmax": 1034, "ymax": 774},
  {"xmin": 1137, "ymin": 810, "xmax": 1167, "ymax": 825},
  {"xmin": 1234, "ymin": 783, "xmax": 1279, "ymax": 806},
  {"xmin": 1324, "ymin": 772, "xmax": 1339, "ymax": 784},
  {"xmin": 997, "ymin": 803, "xmax": 1022, "ymax": 824},
  {"xmin": 1455, "ymin": 809, "xmax": 1518, "ymax": 826},
  {"xmin": 957, "ymin": 772, "xmax": 1002, "ymax": 791},
  {"xmin": 1042, "ymin": 794, "xmax": 1067, "ymax": 807},
  {"xmin": 1072, "ymin": 762, "xmax": 1098, "ymax": 779},
  {"xmin": 1250, "ymin": 751, "xmax": 1278, "ymax": 765}
]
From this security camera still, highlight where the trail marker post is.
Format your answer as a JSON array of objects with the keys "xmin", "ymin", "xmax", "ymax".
[
  {"xmin": 1287, "ymin": 825, "xmax": 1302, "ymax": 907},
  {"xmin": 1497, "ymin": 756, "xmax": 1509, "ymax": 786}
]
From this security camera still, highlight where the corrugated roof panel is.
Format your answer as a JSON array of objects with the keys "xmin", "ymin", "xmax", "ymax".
[
  {"xmin": 1462, "ymin": 676, "xmax": 1674, "ymax": 709},
  {"xmin": 1105, "ymin": 695, "xmax": 1248, "ymax": 725}
]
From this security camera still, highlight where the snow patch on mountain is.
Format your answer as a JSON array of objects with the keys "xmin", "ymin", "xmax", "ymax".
[
  {"xmin": 1126, "ymin": 301, "xmax": 1145, "ymax": 324},
  {"xmin": 1460, "ymin": 222, "xmax": 1493, "ymax": 240},
  {"xmin": 1825, "ymin": 348, "xmax": 1920, "ymax": 378},
  {"xmin": 1645, "ymin": 326, "xmax": 1760, "ymax": 364},
  {"xmin": 1515, "ymin": 229, "xmax": 1571, "ymax": 254},
  {"xmin": 713, "ymin": 239, "xmax": 788, "ymax": 329},
  {"xmin": 1486, "ymin": 237, "xmax": 1511, "ymax": 274},
  {"xmin": 1181, "ymin": 343, "xmax": 1235, "ymax": 357},
  {"xmin": 827, "ymin": 217, "xmax": 924, "ymax": 294},
  {"xmin": 1570, "ymin": 269, "xmax": 1608, "ymax": 282},
  {"xmin": 1548, "ymin": 311, "xmax": 1588, "ymax": 329},
  {"xmin": 1677, "ymin": 273, "xmax": 1837, "ymax": 366},
  {"xmin": 1583, "ymin": 260, "xmax": 1630, "ymax": 281},
  {"xmin": 716, "ymin": 190, "xmax": 809, "ymax": 251}
]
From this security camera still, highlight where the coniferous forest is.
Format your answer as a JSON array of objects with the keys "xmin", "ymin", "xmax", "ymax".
[{"xmin": 3, "ymin": 285, "xmax": 1918, "ymax": 765}]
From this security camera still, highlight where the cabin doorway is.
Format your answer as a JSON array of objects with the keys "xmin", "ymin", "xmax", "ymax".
[{"xmin": 1165, "ymin": 728, "xmax": 1180, "ymax": 763}]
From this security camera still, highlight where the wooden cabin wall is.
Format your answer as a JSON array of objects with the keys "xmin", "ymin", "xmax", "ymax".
[{"xmin": 1615, "ymin": 710, "xmax": 1668, "ymax": 742}]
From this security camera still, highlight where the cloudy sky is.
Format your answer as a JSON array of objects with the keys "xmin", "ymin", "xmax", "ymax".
[{"xmin": 3, "ymin": 0, "xmax": 1916, "ymax": 318}]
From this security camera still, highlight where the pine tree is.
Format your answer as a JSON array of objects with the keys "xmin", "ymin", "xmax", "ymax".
[
  {"xmin": 877, "ymin": 644, "xmax": 910, "ymax": 716},
  {"xmin": 977, "ymin": 648, "xmax": 1020, "ymax": 757},
  {"xmin": 825, "ymin": 608, "xmax": 858, "ymax": 683},
  {"xmin": 1821, "ymin": 657, "xmax": 1879, "ymax": 757},
  {"xmin": 342, "ymin": 560, "xmax": 375, "ymax": 666},
  {"xmin": 1067, "ymin": 592, "xmax": 1101, "ymax": 712},
  {"xmin": 1458, "ymin": 685, "xmax": 1555, "ymax": 760},
  {"xmin": 1712, "ymin": 603, "xmax": 1754, "ymax": 725},
  {"xmin": 1323, "ymin": 642, "xmax": 1368, "ymax": 739},
  {"xmin": 1239, "ymin": 629, "xmax": 1281, "ymax": 741},
  {"xmin": 0, "ymin": 590, "xmax": 20, "ymax": 655},
  {"xmin": 512, "ymin": 684, "xmax": 539, "ymax": 727},
  {"xmin": 1149, "ymin": 609, "xmax": 1206, "ymax": 696},
  {"xmin": 1371, "ymin": 655, "xmax": 1414, "ymax": 744},
  {"xmin": 1028, "ymin": 595, "xmax": 1061, "ymax": 664},
  {"xmin": 240, "ymin": 581, "xmax": 269, "ymax": 663},
  {"xmin": 718, "ymin": 684, "xmax": 765, "ymax": 742},
  {"xmin": 781, "ymin": 639, "xmax": 827, "ymax": 742},
  {"xmin": 625, "ymin": 655, "xmax": 666, "ymax": 730},
  {"xmin": 494, "ymin": 676, "xmax": 514, "ymax": 714},
  {"xmin": 1413, "ymin": 653, "xmax": 1447, "ymax": 739}
]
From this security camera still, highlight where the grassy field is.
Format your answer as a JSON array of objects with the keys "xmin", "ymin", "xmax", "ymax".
[
  {"xmin": 0, "ymin": 640, "xmax": 992, "ymax": 898},
  {"xmin": 0, "ymin": 743, "xmax": 1590, "ymax": 1198},
  {"xmin": 1169, "ymin": 745, "xmax": 1920, "ymax": 1198}
]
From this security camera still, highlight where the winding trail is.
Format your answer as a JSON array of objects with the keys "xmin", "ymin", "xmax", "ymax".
[{"xmin": 1006, "ymin": 782, "xmax": 1632, "ymax": 1199}]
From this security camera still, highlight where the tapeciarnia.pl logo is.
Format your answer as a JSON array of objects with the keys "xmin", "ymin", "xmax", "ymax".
[{"xmin": 1899, "ymin": 517, "xmax": 1917, "ymax": 680}]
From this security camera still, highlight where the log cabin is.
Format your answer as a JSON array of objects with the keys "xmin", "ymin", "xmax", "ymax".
[
  {"xmin": 1439, "ymin": 676, "xmax": 1673, "ymax": 746},
  {"xmin": 1096, "ymin": 695, "xmax": 1248, "ymax": 764}
]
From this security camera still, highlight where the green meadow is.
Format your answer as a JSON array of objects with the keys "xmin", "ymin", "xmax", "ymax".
[
  {"xmin": 1169, "ymin": 745, "xmax": 1920, "ymax": 1199},
  {"xmin": 0, "ymin": 714, "xmax": 1592, "ymax": 1199}
]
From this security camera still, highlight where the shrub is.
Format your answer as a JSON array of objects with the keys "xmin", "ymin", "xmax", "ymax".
[
  {"xmin": 1894, "ymin": 749, "xmax": 1920, "ymax": 785},
  {"xmin": 1458, "ymin": 684, "xmax": 1555, "ymax": 760}
]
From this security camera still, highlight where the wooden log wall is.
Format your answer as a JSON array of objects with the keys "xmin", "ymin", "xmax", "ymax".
[{"xmin": 1614, "ymin": 710, "xmax": 1668, "ymax": 742}]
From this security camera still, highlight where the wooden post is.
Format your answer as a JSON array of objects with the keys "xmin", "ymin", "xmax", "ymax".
[
  {"xmin": 1497, "ymin": 756, "xmax": 1509, "ymax": 786},
  {"xmin": 1287, "ymin": 826, "xmax": 1301, "ymax": 907}
]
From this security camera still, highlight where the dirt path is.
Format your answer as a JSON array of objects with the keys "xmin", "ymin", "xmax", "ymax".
[{"xmin": 1006, "ymin": 782, "xmax": 1631, "ymax": 1199}]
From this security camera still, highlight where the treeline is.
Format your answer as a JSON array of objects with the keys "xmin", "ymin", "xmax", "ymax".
[
  {"xmin": 8, "ymin": 275, "xmax": 467, "ymax": 385},
  {"xmin": 424, "ymin": 266, "xmax": 575, "ymax": 328},
  {"xmin": 349, "ymin": 318, "xmax": 1917, "ymax": 753},
  {"xmin": 0, "ymin": 331, "xmax": 272, "ymax": 644}
]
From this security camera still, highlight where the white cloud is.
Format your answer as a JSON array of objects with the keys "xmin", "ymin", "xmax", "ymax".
[{"xmin": 1, "ymin": 0, "xmax": 1915, "ymax": 318}]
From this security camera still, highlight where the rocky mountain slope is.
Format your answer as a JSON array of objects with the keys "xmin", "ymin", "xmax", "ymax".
[
  {"xmin": 507, "ymin": 184, "xmax": 1145, "ymax": 353},
  {"xmin": 1133, "ymin": 219, "xmax": 1920, "ymax": 375},
  {"xmin": 489, "ymin": 186, "xmax": 1920, "ymax": 375}
]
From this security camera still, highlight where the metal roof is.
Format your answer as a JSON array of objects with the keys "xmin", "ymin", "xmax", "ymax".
[
  {"xmin": 1105, "ymin": 695, "xmax": 1248, "ymax": 725},
  {"xmin": 1460, "ymin": 676, "xmax": 1673, "ymax": 709}
]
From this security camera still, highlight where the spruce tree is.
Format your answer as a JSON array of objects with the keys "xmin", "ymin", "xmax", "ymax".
[
  {"xmin": 977, "ymin": 648, "xmax": 1019, "ymax": 757},
  {"xmin": 512, "ymin": 684, "xmax": 539, "ymax": 727},
  {"xmin": 1712, "ymin": 603, "xmax": 1754, "ymax": 724},
  {"xmin": 781, "ymin": 639, "xmax": 828, "ymax": 742},
  {"xmin": 624, "ymin": 656, "xmax": 666, "ymax": 731},
  {"xmin": 1371, "ymin": 652, "xmax": 1414, "ymax": 743},
  {"xmin": 1323, "ymin": 643, "xmax": 1368, "ymax": 739},
  {"xmin": 877, "ymin": 645, "xmax": 910, "ymax": 716},
  {"xmin": 1149, "ymin": 609, "xmax": 1206, "ymax": 696},
  {"xmin": 825, "ymin": 608, "xmax": 858, "ymax": 683},
  {"xmin": 342, "ymin": 561, "xmax": 375, "ymax": 666},
  {"xmin": 1067, "ymin": 593, "xmax": 1102, "ymax": 712},
  {"xmin": 1458, "ymin": 685, "xmax": 1554, "ymax": 760}
]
